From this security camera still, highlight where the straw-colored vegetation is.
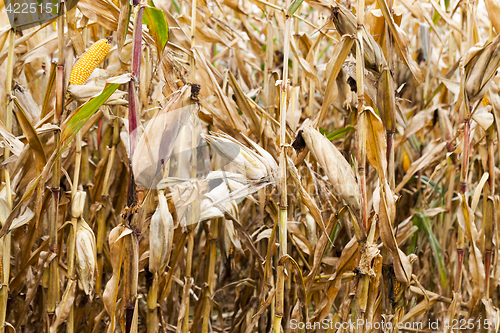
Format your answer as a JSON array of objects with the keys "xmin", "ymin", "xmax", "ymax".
[{"xmin": 0, "ymin": 0, "xmax": 499, "ymax": 331}]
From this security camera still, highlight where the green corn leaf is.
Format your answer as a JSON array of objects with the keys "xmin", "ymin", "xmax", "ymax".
[
  {"xmin": 287, "ymin": 0, "xmax": 303, "ymax": 16},
  {"xmin": 143, "ymin": 6, "xmax": 169, "ymax": 56},
  {"xmin": 326, "ymin": 125, "xmax": 355, "ymax": 141},
  {"xmin": 415, "ymin": 212, "xmax": 448, "ymax": 290},
  {"xmin": 61, "ymin": 83, "xmax": 120, "ymax": 146}
]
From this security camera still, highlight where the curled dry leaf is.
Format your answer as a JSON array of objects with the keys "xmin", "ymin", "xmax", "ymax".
[
  {"xmin": 457, "ymin": 195, "xmax": 485, "ymax": 299},
  {"xmin": 313, "ymin": 237, "xmax": 359, "ymax": 321},
  {"xmin": 0, "ymin": 119, "xmax": 24, "ymax": 156},
  {"xmin": 9, "ymin": 207, "xmax": 34, "ymax": 231},
  {"xmin": 359, "ymin": 242, "xmax": 381, "ymax": 277},
  {"xmin": 49, "ymin": 280, "xmax": 77, "ymax": 333},
  {"xmin": 375, "ymin": 0, "xmax": 424, "ymax": 84},
  {"xmin": 103, "ymin": 225, "xmax": 130, "ymax": 333},
  {"xmin": 378, "ymin": 181, "xmax": 412, "ymax": 284}
]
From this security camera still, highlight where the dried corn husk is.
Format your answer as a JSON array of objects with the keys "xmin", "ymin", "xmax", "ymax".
[
  {"xmin": 465, "ymin": 34, "xmax": 500, "ymax": 102},
  {"xmin": 200, "ymin": 181, "xmax": 238, "ymax": 221},
  {"xmin": 202, "ymin": 132, "xmax": 277, "ymax": 182},
  {"xmin": 132, "ymin": 84, "xmax": 198, "ymax": 189},
  {"xmin": 299, "ymin": 121, "xmax": 361, "ymax": 217},
  {"xmin": 75, "ymin": 218, "xmax": 97, "ymax": 296},
  {"xmin": 68, "ymin": 85, "xmax": 128, "ymax": 105},
  {"xmin": 331, "ymin": 3, "xmax": 387, "ymax": 74},
  {"xmin": 71, "ymin": 190, "xmax": 86, "ymax": 218},
  {"xmin": 149, "ymin": 192, "xmax": 174, "ymax": 273}
]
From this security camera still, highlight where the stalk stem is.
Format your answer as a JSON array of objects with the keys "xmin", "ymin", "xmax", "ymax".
[
  {"xmin": 274, "ymin": 5, "xmax": 291, "ymax": 332},
  {"xmin": 355, "ymin": 0, "xmax": 367, "ymax": 229},
  {"xmin": 48, "ymin": 131, "xmax": 61, "ymax": 323},
  {"xmin": 181, "ymin": 231, "xmax": 194, "ymax": 333},
  {"xmin": 48, "ymin": 8, "xmax": 66, "ymax": 321},
  {"xmin": 190, "ymin": 0, "xmax": 198, "ymax": 82},
  {"xmin": 67, "ymin": 131, "xmax": 82, "ymax": 333},
  {"xmin": 354, "ymin": 0, "xmax": 369, "ymax": 324},
  {"xmin": 201, "ymin": 218, "xmax": 219, "ymax": 333},
  {"xmin": 0, "ymin": 28, "xmax": 15, "ymax": 333},
  {"xmin": 147, "ymin": 272, "xmax": 159, "ymax": 333}
]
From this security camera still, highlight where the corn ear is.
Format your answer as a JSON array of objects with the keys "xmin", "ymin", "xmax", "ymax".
[
  {"xmin": 202, "ymin": 133, "xmax": 277, "ymax": 181},
  {"xmin": 132, "ymin": 84, "xmax": 198, "ymax": 189},
  {"xmin": 377, "ymin": 68, "xmax": 396, "ymax": 131},
  {"xmin": 71, "ymin": 191, "xmax": 86, "ymax": 218},
  {"xmin": 331, "ymin": 4, "xmax": 387, "ymax": 74},
  {"xmin": 299, "ymin": 120, "xmax": 362, "ymax": 218},
  {"xmin": 149, "ymin": 192, "xmax": 174, "ymax": 274},
  {"xmin": 465, "ymin": 34, "xmax": 500, "ymax": 102},
  {"xmin": 69, "ymin": 38, "xmax": 112, "ymax": 85},
  {"xmin": 75, "ymin": 218, "xmax": 97, "ymax": 296}
]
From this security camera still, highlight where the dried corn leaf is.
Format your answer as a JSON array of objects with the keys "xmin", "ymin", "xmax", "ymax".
[
  {"xmin": 103, "ymin": 225, "xmax": 129, "ymax": 333},
  {"xmin": 0, "ymin": 119, "xmax": 24, "ymax": 156},
  {"xmin": 375, "ymin": 0, "xmax": 424, "ymax": 84},
  {"xmin": 378, "ymin": 181, "xmax": 412, "ymax": 284},
  {"xmin": 395, "ymin": 141, "xmax": 447, "ymax": 192},
  {"xmin": 312, "ymin": 237, "xmax": 359, "ymax": 321}
]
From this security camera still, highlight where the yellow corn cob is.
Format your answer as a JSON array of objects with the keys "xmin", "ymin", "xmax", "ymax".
[
  {"xmin": 69, "ymin": 38, "xmax": 112, "ymax": 85},
  {"xmin": 403, "ymin": 150, "xmax": 411, "ymax": 173},
  {"xmin": 482, "ymin": 93, "xmax": 491, "ymax": 106}
]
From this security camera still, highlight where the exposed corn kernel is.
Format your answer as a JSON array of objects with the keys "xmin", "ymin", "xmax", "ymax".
[
  {"xmin": 482, "ymin": 93, "xmax": 491, "ymax": 106},
  {"xmin": 403, "ymin": 150, "xmax": 411, "ymax": 173},
  {"xmin": 69, "ymin": 38, "xmax": 111, "ymax": 85}
]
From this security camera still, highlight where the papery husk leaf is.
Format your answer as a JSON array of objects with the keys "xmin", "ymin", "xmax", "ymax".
[
  {"xmin": 300, "ymin": 121, "xmax": 361, "ymax": 217},
  {"xmin": 75, "ymin": 218, "xmax": 97, "ymax": 296},
  {"xmin": 132, "ymin": 84, "xmax": 197, "ymax": 189},
  {"xmin": 149, "ymin": 193, "xmax": 174, "ymax": 273}
]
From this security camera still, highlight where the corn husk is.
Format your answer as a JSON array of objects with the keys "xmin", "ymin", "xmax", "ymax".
[
  {"xmin": 331, "ymin": 3, "xmax": 387, "ymax": 74},
  {"xmin": 75, "ymin": 218, "xmax": 97, "ymax": 296},
  {"xmin": 149, "ymin": 192, "xmax": 174, "ymax": 273},
  {"xmin": 465, "ymin": 34, "xmax": 500, "ymax": 102},
  {"xmin": 68, "ymin": 85, "xmax": 128, "ymax": 105},
  {"xmin": 132, "ymin": 84, "xmax": 198, "ymax": 189},
  {"xmin": 299, "ymin": 121, "xmax": 361, "ymax": 217},
  {"xmin": 202, "ymin": 133, "xmax": 276, "ymax": 182},
  {"xmin": 71, "ymin": 190, "xmax": 86, "ymax": 218},
  {"xmin": 199, "ymin": 181, "xmax": 238, "ymax": 221}
]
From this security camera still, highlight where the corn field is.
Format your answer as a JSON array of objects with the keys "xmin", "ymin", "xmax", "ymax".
[{"xmin": 0, "ymin": 0, "xmax": 499, "ymax": 330}]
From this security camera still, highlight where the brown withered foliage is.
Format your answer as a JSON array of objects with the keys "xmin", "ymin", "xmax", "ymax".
[{"xmin": 0, "ymin": 0, "xmax": 498, "ymax": 331}]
